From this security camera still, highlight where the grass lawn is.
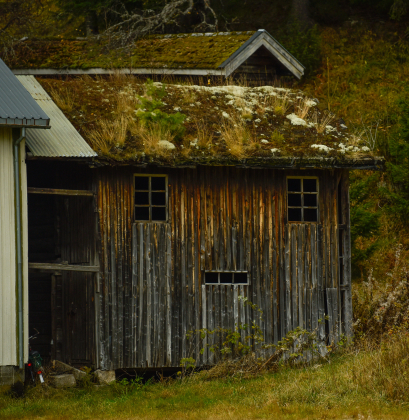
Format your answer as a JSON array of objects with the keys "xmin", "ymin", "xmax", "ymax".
[{"xmin": 1, "ymin": 346, "xmax": 409, "ymax": 420}]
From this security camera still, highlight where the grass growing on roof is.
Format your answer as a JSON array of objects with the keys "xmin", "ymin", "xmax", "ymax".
[
  {"xmin": 3, "ymin": 32, "xmax": 254, "ymax": 70},
  {"xmin": 39, "ymin": 75, "xmax": 377, "ymax": 165}
]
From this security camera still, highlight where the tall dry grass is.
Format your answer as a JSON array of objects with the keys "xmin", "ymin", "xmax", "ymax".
[
  {"xmin": 311, "ymin": 110, "xmax": 335, "ymax": 134},
  {"xmin": 355, "ymin": 332, "xmax": 409, "ymax": 403},
  {"xmin": 294, "ymin": 96, "xmax": 312, "ymax": 120},
  {"xmin": 221, "ymin": 116, "xmax": 255, "ymax": 159},
  {"xmin": 131, "ymin": 123, "xmax": 175, "ymax": 158},
  {"xmin": 49, "ymin": 86, "xmax": 77, "ymax": 113},
  {"xmin": 353, "ymin": 244, "xmax": 409, "ymax": 340},
  {"xmin": 87, "ymin": 115, "xmax": 129, "ymax": 154}
]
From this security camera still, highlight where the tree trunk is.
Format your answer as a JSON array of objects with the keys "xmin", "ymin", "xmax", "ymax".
[
  {"xmin": 86, "ymin": 10, "xmax": 99, "ymax": 36},
  {"xmin": 290, "ymin": 0, "xmax": 314, "ymax": 28}
]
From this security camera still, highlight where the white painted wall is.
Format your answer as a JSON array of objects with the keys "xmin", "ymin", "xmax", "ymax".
[{"xmin": 0, "ymin": 127, "xmax": 28, "ymax": 366}]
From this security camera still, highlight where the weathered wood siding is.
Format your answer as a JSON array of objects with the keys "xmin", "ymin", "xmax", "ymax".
[{"xmin": 96, "ymin": 166, "xmax": 351, "ymax": 369}]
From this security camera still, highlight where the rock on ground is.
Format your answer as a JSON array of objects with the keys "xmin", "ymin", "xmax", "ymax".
[
  {"xmin": 50, "ymin": 374, "xmax": 76, "ymax": 388},
  {"xmin": 94, "ymin": 370, "xmax": 116, "ymax": 385}
]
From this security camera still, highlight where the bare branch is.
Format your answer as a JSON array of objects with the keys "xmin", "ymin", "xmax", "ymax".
[
  {"xmin": 103, "ymin": 0, "xmax": 219, "ymax": 49},
  {"xmin": 0, "ymin": 0, "xmax": 44, "ymax": 57}
]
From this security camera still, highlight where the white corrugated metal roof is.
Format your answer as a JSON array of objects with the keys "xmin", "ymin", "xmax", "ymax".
[{"xmin": 16, "ymin": 76, "xmax": 97, "ymax": 158}]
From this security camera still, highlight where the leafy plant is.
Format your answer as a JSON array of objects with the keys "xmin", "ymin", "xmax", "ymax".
[
  {"xmin": 182, "ymin": 297, "xmax": 332, "ymax": 380},
  {"xmin": 136, "ymin": 79, "xmax": 186, "ymax": 141}
]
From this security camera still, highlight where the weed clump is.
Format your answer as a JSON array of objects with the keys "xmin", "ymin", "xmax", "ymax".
[
  {"xmin": 220, "ymin": 116, "xmax": 256, "ymax": 159},
  {"xmin": 270, "ymin": 130, "xmax": 285, "ymax": 144}
]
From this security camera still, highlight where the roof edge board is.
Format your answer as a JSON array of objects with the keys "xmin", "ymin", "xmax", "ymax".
[
  {"xmin": 0, "ymin": 118, "xmax": 50, "ymax": 128},
  {"xmin": 12, "ymin": 68, "xmax": 226, "ymax": 76}
]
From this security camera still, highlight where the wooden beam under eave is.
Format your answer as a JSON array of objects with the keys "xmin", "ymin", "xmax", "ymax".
[
  {"xmin": 27, "ymin": 187, "xmax": 94, "ymax": 197},
  {"xmin": 28, "ymin": 263, "xmax": 99, "ymax": 272}
]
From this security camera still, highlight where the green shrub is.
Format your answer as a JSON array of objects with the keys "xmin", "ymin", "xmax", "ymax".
[{"xmin": 136, "ymin": 79, "xmax": 186, "ymax": 141}]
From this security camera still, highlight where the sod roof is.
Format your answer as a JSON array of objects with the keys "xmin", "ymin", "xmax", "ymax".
[
  {"xmin": 35, "ymin": 76, "xmax": 383, "ymax": 169},
  {"xmin": 5, "ymin": 32, "xmax": 255, "ymax": 71}
]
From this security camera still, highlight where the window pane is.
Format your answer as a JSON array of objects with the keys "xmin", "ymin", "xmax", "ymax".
[
  {"xmin": 304, "ymin": 194, "xmax": 317, "ymax": 207},
  {"xmin": 220, "ymin": 272, "xmax": 233, "ymax": 284},
  {"xmin": 135, "ymin": 206, "xmax": 149, "ymax": 221},
  {"xmin": 288, "ymin": 178, "xmax": 301, "ymax": 192},
  {"xmin": 205, "ymin": 272, "xmax": 218, "ymax": 284},
  {"xmin": 304, "ymin": 208, "xmax": 318, "ymax": 222},
  {"xmin": 303, "ymin": 178, "xmax": 317, "ymax": 193},
  {"xmin": 135, "ymin": 191, "xmax": 150, "ymax": 205},
  {"xmin": 151, "ymin": 177, "xmax": 166, "ymax": 191},
  {"xmin": 152, "ymin": 206, "xmax": 166, "ymax": 221},
  {"xmin": 234, "ymin": 272, "xmax": 248, "ymax": 284},
  {"xmin": 288, "ymin": 194, "xmax": 301, "ymax": 207},
  {"xmin": 135, "ymin": 176, "xmax": 149, "ymax": 190},
  {"xmin": 288, "ymin": 208, "xmax": 302, "ymax": 221},
  {"xmin": 151, "ymin": 192, "xmax": 166, "ymax": 206}
]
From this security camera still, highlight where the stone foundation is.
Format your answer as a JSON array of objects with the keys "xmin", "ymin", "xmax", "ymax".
[{"xmin": 0, "ymin": 366, "xmax": 24, "ymax": 385}]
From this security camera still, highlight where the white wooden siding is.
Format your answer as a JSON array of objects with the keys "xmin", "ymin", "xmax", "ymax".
[{"xmin": 0, "ymin": 127, "xmax": 28, "ymax": 366}]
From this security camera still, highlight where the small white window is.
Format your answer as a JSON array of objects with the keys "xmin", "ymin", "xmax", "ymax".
[
  {"xmin": 134, "ymin": 175, "xmax": 168, "ymax": 222},
  {"xmin": 287, "ymin": 177, "xmax": 318, "ymax": 222}
]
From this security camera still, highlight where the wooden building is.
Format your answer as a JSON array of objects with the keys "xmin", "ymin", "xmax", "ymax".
[
  {"xmin": 22, "ymin": 77, "xmax": 383, "ymax": 370},
  {"xmin": 6, "ymin": 30, "xmax": 304, "ymax": 81}
]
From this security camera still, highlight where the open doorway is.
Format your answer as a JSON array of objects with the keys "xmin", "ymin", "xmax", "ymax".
[{"xmin": 27, "ymin": 161, "xmax": 98, "ymax": 367}]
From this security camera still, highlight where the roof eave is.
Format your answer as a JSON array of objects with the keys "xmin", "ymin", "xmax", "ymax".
[
  {"xmin": 87, "ymin": 156, "xmax": 385, "ymax": 171},
  {"xmin": 12, "ymin": 68, "xmax": 226, "ymax": 76},
  {"xmin": 0, "ymin": 118, "xmax": 50, "ymax": 128}
]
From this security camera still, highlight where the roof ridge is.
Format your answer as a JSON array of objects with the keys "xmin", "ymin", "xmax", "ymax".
[{"xmin": 158, "ymin": 31, "xmax": 255, "ymax": 39}]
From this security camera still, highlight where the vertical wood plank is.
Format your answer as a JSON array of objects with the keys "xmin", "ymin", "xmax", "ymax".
[
  {"xmin": 291, "ymin": 224, "xmax": 297, "ymax": 328},
  {"xmin": 285, "ymin": 225, "xmax": 291, "ymax": 334}
]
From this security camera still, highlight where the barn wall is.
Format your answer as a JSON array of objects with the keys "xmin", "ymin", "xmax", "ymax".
[
  {"xmin": 96, "ymin": 166, "xmax": 351, "ymax": 369},
  {"xmin": 0, "ymin": 128, "xmax": 29, "ymax": 367}
]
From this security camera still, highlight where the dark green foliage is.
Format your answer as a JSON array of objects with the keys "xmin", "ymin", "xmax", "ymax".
[
  {"xmin": 348, "ymin": 0, "xmax": 409, "ymax": 20},
  {"xmin": 310, "ymin": 0, "xmax": 348, "ymax": 25},
  {"xmin": 350, "ymin": 174, "xmax": 381, "ymax": 270},
  {"xmin": 275, "ymin": 21, "xmax": 322, "ymax": 76},
  {"xmin": 380, "ymin": 96, "xmax": 409, "ymax": 220},
  {"xmin": 136, "ymin": 79, "xmax": 186, "ymax": 140}
]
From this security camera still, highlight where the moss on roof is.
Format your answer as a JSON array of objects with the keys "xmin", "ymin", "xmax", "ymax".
[
  {"xmin": 37, "ymin": 76, "xmax": 383, "ymax": 169},
  {"xmin": 5, "ymin": 32, "xmax": 254, "ymax": 70}
]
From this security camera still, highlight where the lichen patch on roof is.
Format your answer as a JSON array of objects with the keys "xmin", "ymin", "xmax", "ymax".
[
  {"xmin": 37, "ymin": 75, "xmax": 382, "ymax": 169},
  {"xmin": 5, "ymin": 32, "xmax": 254, "ymax": 71}
]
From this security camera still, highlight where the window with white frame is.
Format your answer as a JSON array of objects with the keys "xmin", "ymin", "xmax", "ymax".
[
  {"xmin": 287, "ymin": 177, "xmax": 318, "ymax": 222},
  {"xmin": 134, "ymin": 175, "xmax": 168, "ymax": 222}
]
